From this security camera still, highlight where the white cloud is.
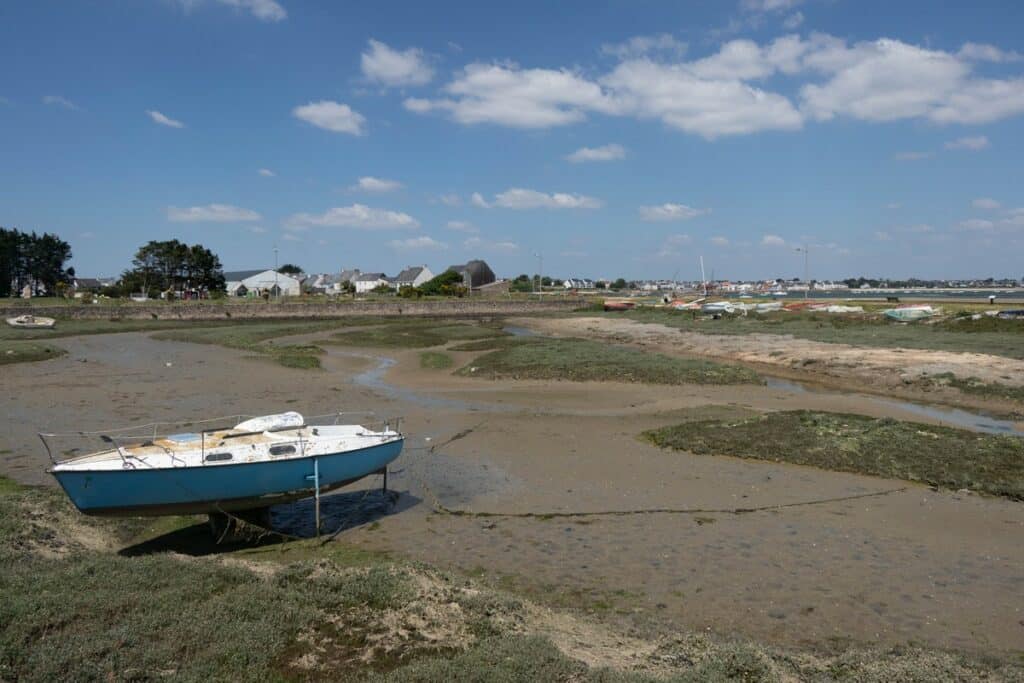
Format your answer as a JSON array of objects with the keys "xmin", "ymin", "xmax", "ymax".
[
  {"xmin": 957, "ymin": 42, "xmax": 1022, "ymax": 63},
  {"xmin": 407, "ymin": 33, "xmax": 1024, "ymax": 139},
  {"xmin": 437, "ymin": 193, "xmax": 462, "ymax": 207},
  {"xmin": 710, "ymin": 236, "xmax": 730, "ymax": 246},
  {"xmin": 601, "ymin": 34, "xmax": 687, "ymax": 60},
  {"xmin": 285, "ymin": 204, "xmax": 419, "ymax": 230},
  {"xmin": 175, "ymin": 0, "xmax": 286, "ymax": 21},
  {"xmin": 782, "ymin": 12, "xmax": 804, "ymax": 29},
  {"xmin": 166, "ymin": 204, "xmax": 261, "ymax": 223},
  {"xmin": 601, "ymin": 58, "xmax": 803, "ymax": 138},
  {"xmin": 741, "ymin": 0, "xmax": 803, "ymax": 12},
  {"xmin": 639, "ymin": 203, "xmax": 709, "ymax": 222},
  {"xmin": 893, "ymin": 151, "xmax": 931, "ymax": 161},
  {"xmin": 873, "ymin": 231, "xmax": 892, "ymax": 241},
  {"xmin": 480, "ymin": 188, "xmax": 604, "ymax": 210},
  {"xmin": 404, "ymin": 62, "xmax": 619, "ymax": 129},
  {"xmin": 388, "ymin": 236, "xmax": 447, "ymax": 250},
  {"xmin": 258, "ymin": 168, "xmax": 275, "ymax": 177},
  {"xmin": 958, "ymin": 218, "xmax": 995, "ymax": 231},
  {"xmin": 147, "ymin": 110, "xmax": 185, "ymax": 128},
  {"xmin": 470, "ymin": 192, "xmax": 490, "ymax": 209},
  {"xmin": 761, "ymin": 234, "xmax": 786, "ymax": 246},
  {"xmin": 657, "ymin": 233, "xmax": 693, "ymax": 257},
  {"xmin": 292, "ymin": 101, "xmax": 365, "ymax": 135},
  {"xmin": 945, "ymin": 135, "xmax": 989, "ymax": 150},
  {"xmin": 566, "ymin": 144, "xmax": 626, "ymax": 163},
  {"xmin": 463, "ymin": 236, "xmax": 519, "ymax": 252},
  {"xmin": 350, "ymin": 176, "xmax": 403, "ymax": 193},
  {"xmin": 361, "ymin": 39, "xmax": 434, "ymax": 87},
  {"xmin": 42, "ymin": 95, "xmax": 81, "ymax": 111},
  {"xmin": 972, "ymin": 197, "xmax": 1001, "ymax": 210},
  {"xmin": 446, "ymin": 220, "xmax": 478, "ymax": 233}
]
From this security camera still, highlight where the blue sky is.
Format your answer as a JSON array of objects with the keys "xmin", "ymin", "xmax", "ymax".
[{"xmin": 3, "ymin": 0, "xmax": 1024, "ymax": 281}]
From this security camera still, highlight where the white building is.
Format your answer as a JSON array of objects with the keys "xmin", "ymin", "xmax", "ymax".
[
  {"xmin": 353, "ymin": 272, "xmax": 391, "ymax": 294},
  {"xmin": 225, "ymin": 269, "xmax": 302, "ymax": 297},
  {"xmin": 394, "ymin": 265, "xmax": 434, "ymax": 289}
]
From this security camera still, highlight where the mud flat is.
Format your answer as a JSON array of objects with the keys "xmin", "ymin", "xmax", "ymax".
[
  {"xmin": 2, "ymin": 326, "xmax": 1023, "ymax": 673},
  {"xmin": 523, "ymin": 315, "xmax": 1024, "ymax": 414}
]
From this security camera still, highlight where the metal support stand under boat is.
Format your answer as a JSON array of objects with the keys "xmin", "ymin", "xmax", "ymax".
[{"xmin": 306, "ymin": 457, "xmax": 321, "ymax": 538}]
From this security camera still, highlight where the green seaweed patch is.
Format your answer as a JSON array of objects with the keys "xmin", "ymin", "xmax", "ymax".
[
  {"xmin": 644, "ymin": 410, "xmax": 1024, "ymax": 500},
  {"xmin": 327, "ymin": 321, "xmax": 507, "ymax": 349},
  {"xmin": 0, "ymin": 341, "xmax": 66, "ymax": 365},
  {"xmin": 420, "ymin": 351, "xmax": 454, "ymax": 369},
  {"xmin": 457, "ymin": 337, "xmax": 761, "ymax": 386}
]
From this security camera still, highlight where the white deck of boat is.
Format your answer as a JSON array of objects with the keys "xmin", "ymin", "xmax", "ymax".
[{"xmin": 51, "ymin": 424, "xmax": 399, "ymax": 472}]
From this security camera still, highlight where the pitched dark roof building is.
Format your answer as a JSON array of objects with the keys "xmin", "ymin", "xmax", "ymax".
[{"xmin": 446, "ymin": 260, "xmax": 495, "ymax": 289}]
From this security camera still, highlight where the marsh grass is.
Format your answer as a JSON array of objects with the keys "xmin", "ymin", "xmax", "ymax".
[
  {"xmin": 0, "ymin": 318, "xmax": 236, "ymax": 341},
  {"xmin": 420, "ymin": 351, "xmax": 454, "ymax": 369},
  {"xmin": 0, "ymin": 340, "xmax": 66, "ymax": 365},
  {"xmin": 457, "ymin": 337, "xmax": 761, "ymax": 385},
  {"xmin": 644, "ymin": 410, "xmax": 1024, "ymax": 500},
  {"xmin": 327, "ymin": 320, "xmax": 507, "ymax": 349},
  {"xmin": 924, "ymin": 373, "xmax": 1024, "ymax": 404},
  {"xmin": 621, "ymin": 308, "xmax": 1024, "ymax": 360},
  {"xmin": 1, "ymin": 476, "xmax": 1021, "ymax": 681},
  {"xmin": 153, "ymin": 321, "xmax": 345, "ymax": 369}
]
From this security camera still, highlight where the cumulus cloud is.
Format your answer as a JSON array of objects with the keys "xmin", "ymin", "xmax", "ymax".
[
  {"xmin": 285, "ymin": 204, "xmax": 419, "ymax": 230},
  {"xmin": 601, "ymin": 34, "xmax": 687, "ymax": 59},
  {"xmin": 361, "ymin": 39, "xmax": 434, "ymax": 87},
  {"xmin": 957, "ymin": 42, "xmax": 1022, "ymax": 63},
  {"xmin": 292, "ymin": 101, "xmax": 365, "ymax": 135},
  {"xmin": 470, "ymin": 192, "xmax": 490, "ymax": 209},
  {"xmin": 463, "ymin": 236, "xmax": 519, "ymax": 252},
  {"xmin": 174, "ymin": 0, "xmax": 286, "ymax": 21},
  {"xmin": 388, "ymin": 236, "xmax": 447, "ymax": 250},
  {"xmin": 657, "ymin": 233, "xmax": 693, "ymax": 257},
  {"xmin": 166, "ymin": 204, "xmax": 260, "ymax": 222},
  {"xmin": 437, "ymin": 193, "xmax": 462, "ymax": 207},
  {"xmin": 566, "ymin": 144, "xmax": 626, "ymax": 163},
  {"xmin": 972, "ymin": 197, "xmax": 1001, "ymax": 210},
  {"xmin": 406, "ymin": 33, "xmax": 1024, "ymax": 139},
  {"xmin": 147, "ymin": 110, "xmax": 185, "ymax": 128},
  {"xmin": 258, "ymin": 168, "xmax": 275, "ymax": 177},
  {"xmin": 350, "ymin": 176, "xmax": 402, "ymax": 193},
  {"xmin": 709, "ymin": 236, "xmax": 730, "ymax": 246},
  {"xmin": 639, "ymin": 203, "xmax": 709, "ymax": 222},
  {"xmin": 945, "ymin": 135, "xmax": 989, "ymax": 150},
  {"xmin": 741, "ymin": 0, "xmax": 803, "ymax": 12},
  {"xmin": 446, "ymin": 220, "xmax": 478, "ymax": 233},
  {"xmin": 761, "ymin": 234, "xmax": 786, "ymax": 246},
  {"xmin": 479, "ymin": 188, "xmax": 604, "ymax": 210},
  {"xmin": 42, "ymin": 95, "xmax": 81, "ymax": 111}
]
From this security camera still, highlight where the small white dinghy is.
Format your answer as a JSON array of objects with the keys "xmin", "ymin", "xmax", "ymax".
[{"xmin": 6, "ymin": 314, "xmax": 56, "ymax": 329}]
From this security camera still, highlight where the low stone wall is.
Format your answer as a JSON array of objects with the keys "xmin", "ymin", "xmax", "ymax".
[{"xmin": 0, "ymin": 298, "xmax": 585, "ymax": 321}]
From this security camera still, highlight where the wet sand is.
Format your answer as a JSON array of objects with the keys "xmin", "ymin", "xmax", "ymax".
[{"xmin": 2, "ymin": 330, "xmax": 1022, "ymax": 657}]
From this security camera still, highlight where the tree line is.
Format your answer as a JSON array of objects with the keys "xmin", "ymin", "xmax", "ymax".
[{"xmin": 0, "ymin": 227, "xmax": 74, "ymax": 298}]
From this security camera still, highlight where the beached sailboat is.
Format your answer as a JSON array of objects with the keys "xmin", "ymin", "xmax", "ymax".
[
  {"xmin": 6, "ymin": 314, "xmax": 56, "ymax": 329},
  {"xmin": 44, "ymin": 412, "xmax": 404, "ymax": 517}
]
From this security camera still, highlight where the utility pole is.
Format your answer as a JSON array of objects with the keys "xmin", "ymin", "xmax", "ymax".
[
  {"xmin": 273, "ymin": 245, "xmax": 279, "ymax": 302},
  {"xmin": 533, "ymin": 251, "xmax": 543, "ymax": 301},
  {"xmin": 794, "ymin": 244, "xmax": 809, "ymax": 300}
]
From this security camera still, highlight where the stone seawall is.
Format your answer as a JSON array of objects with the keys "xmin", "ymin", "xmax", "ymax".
[{"xmin": 0, "ymin": 299, "xmax": 584, "ymax": 321}]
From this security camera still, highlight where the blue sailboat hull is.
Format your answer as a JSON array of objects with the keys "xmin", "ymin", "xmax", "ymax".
[{"xmin": 50, "ymin": 439, "xmax": 404, "ymax": 517}]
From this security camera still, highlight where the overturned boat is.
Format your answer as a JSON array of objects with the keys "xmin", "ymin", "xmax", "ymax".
[
  {"xmin": 6, "ymin": 314, "xmax": 56, "ymax": 329},
  {"xmin": 44, "ymin": 412, "xmax": 404, "ymax": 517},
  {"xmin": 883, "ymin": 305, "xmax": 936, "ymax": 322}
]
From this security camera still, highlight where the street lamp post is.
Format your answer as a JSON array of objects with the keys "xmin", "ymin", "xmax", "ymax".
[
  {"xmin": 532, "ymin": 251, "xmax": 543, "ymax": 301},
  {"xmin": 794, "ymin": 244, "xmax": 809, "ymax": 300},
  {"xmin": 274, "ymin": 245, "xmax": 279, "ymax": 302}
]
